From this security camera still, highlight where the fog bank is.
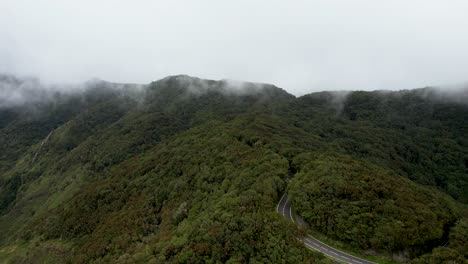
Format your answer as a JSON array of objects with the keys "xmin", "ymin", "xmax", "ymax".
[{"xmin": 1, "ymin": 1, "xmax": 468, "ymax": 95}]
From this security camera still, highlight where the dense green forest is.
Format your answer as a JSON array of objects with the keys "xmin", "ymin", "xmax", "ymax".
[{"xmin": 0, "ymin": 74, "xmax": 466, "ymax": 263}]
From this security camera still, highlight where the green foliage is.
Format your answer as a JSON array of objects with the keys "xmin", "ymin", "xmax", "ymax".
[
  {"xmin": 0, "ymin": 174, "xmax": 21, "ymax": 213},
  {"xmin": 289, "ymin": 154, "xmax": 461, "ymax": 257},
  {"xmin": 412, "ymin": 217, "xmax": 468, "ymax": 263},
  {"xmin": 287, "ymin": 89, "xmax": 468, "ymax": 203},
  {"xmin": 0, "ymin": 76, "xmax": 466, "ymax": 263},
  {"xmin": 27, "ymin": 118, "xmax": 326, "ymax": 263}
]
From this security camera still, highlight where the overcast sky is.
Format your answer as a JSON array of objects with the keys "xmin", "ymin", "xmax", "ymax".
[{"xmin": 1, "ymin": 1, "xmax": 467, "ymax": 95}]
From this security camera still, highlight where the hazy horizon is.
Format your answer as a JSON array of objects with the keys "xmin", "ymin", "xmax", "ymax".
[{"xmin": 1, "ymin": 1, "xmax": 468, "ymax": 95}]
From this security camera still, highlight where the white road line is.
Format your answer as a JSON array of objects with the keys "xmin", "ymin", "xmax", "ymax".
[
  {"xmin": 302, "ymin": 241, "xmax": 348, "ymax": 264},
  {"xmin": 283, "ymin": 198, "xmax": 288, "ymax": 217},
  {"xmin": 306, "ymin": 234, "xmax": 373, "ymax": 263},
  {"xmin": 276, "ymin": 193, "xmax": 286, "ymax": 213},
  {"xmin": 290, "ymin": 205, "xmax": 295, "ymax": 223},
  {"xmin": 277, "ymin": 193, "xmax": 377, "ymax": 264}
]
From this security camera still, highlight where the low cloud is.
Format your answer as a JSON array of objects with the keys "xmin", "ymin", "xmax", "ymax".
[
  {"xmin": 0, "ymin": 74, "xmax": 146, "ymax": 109},
  {"xmin": 418, "ymin": 85, "xmax": 468, "ymax": 105},
  {"xmin": 1, "ymin": 1, "xmax": 468, "ymax": 95},
  {"xmin": 0, "ymin": 74, "xmax": 52, "ymax": 108}
]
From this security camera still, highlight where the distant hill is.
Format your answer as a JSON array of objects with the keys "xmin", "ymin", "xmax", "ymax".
[{"xmin": 0, "ymin": 74, "xmax": 466, "ymax": 263}]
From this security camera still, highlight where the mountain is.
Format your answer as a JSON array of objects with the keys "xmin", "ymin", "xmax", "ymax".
[{"xmin": 0, "ymin": 74, "xmax": 466, "ymax": 263}]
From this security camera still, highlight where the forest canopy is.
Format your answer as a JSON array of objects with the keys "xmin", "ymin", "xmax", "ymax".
[{"xmin": 0, "ymin": 75, "xmax": 466, "ymax": 263}]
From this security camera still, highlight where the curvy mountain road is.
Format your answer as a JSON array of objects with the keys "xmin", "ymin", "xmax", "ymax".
[{"xmin": 277, "ymin": 193, "xmax": 377, "ymax": 264}]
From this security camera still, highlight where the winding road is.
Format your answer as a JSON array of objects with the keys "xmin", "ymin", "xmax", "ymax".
[{"xmin": 277, "ymin": 193, "xmax": 377, "ymax": 264}]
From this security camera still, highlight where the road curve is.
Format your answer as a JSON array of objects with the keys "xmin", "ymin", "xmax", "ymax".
[{"xmin": 277, "ymin": 193, "xmax": 377, "ymax": 264}]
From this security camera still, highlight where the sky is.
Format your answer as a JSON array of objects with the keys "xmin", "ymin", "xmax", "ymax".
[{"xmin": 1, "ymin": 0, "xmax": 468, "ymax": 95}]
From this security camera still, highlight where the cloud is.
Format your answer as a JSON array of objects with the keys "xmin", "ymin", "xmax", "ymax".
[
  {"xmin": 0, "ymin": 74, "xmax": 147, "ymax": 109},
  {"xmin": 418, "ymin": 85, "xmax": 468, "ymax": 105},
  {"xmin": 0, "ymin": 1, "xmax": 468, "ymax": 95},
  {"xmin": 0, "ymin": 74, "xmax": 47, "ymax": 108}
]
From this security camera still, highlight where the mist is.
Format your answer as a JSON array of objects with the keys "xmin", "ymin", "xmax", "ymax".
[
  {"xmin": 0, "ymin": 74, "xmax": 66, "ymax": 108},
  {"xmin": 0, "ymin": 74, "xmax": 147, "ymax": 109},
  {"xmin": 1, "ymin": 1, "xmax": 468, "ymax": 96}
]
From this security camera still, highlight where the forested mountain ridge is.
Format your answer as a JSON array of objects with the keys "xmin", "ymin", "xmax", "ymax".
[{"xmin": 0, "ymin": 74, "xmax": 466, "ymax": 263}]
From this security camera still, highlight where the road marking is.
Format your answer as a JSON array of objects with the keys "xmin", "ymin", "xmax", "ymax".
[
  {"xmin": 290, "ymin": 205, "xmax": 295, "ymax": 223},
  {"xmin": 277, "ymin": 193, "xmax": 377, "ymax": 264},
  {"xmin": 301, "ymin": 241, "xmax": 348, "ymax": 264},
  {"xmin": 276, "ymin": 193, "xmax": 286, "ymax": 213},
  {"xmin": 306, "ymin": 234, "xmax": 374, "ymax": 263},
  {"xmin": 282, "ymin": 198, "xmax": 287, "ymax": 216}
]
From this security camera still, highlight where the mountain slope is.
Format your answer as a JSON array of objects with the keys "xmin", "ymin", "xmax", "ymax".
[{"xmin": 0, "ymin": 75, "xmax": 466, "ymax": 263}]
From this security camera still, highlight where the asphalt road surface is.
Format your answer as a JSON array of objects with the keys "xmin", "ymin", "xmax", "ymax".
[{"xmin": 277, "ymin": 193, "xmax": 377, "ymax": 264}]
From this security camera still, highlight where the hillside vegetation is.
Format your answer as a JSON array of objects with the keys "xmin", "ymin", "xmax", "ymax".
[{"xmin": 0, "ymin": 74, "xmax": 466, "ymax": 263}]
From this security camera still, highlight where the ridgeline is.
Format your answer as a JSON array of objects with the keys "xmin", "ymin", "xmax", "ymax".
[{"xmin": 0, "ymin": 74, "xmax": 467, "ymax": 263}]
